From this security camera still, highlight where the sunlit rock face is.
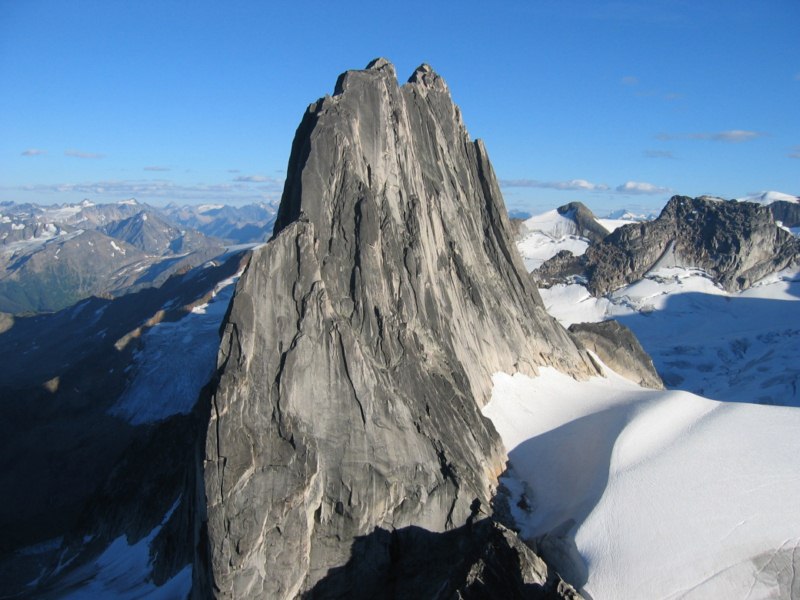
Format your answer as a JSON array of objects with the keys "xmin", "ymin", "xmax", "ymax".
[
  {"xmin": 203, "ymin": 58, "xmax": 592, "ymax": 598},
  {"xmin": 537, "ymin": 195, "xmax": 800, "ymax": 295}
]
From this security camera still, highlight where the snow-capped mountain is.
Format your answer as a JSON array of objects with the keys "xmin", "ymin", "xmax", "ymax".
[
  {"xmin": 736, "ymin": 190, "xmax": 799, "ymax": 205},
  {"xmin": 516, "ymin": 202, "xmax": 610, "ymax": 271},
  {"xmin": 3, "ymin": 56, "xmax": 798, "ymax": 600},
  {"xmin": 161, "ymin": 201, "xmax": 278, "ymax": 244},
  {"xmin": 534, "ymin": 196, "xmax": 799, "ymax": 295},
  {"xmin": 495, "ymin": 196, "xmax": 800, "ymax": 597},
  {"xmin": 0, "ymin": 200, "xmax": 227, "ymax": 314}
]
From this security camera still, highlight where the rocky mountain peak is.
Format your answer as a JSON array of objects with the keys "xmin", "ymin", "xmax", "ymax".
[
  {"xmin": 536, "ymin": 194, "xmax": 799, "ymax": 295},
  {"xmin": 365, "ymin": 56, "xmax": 395, "ymax": 73},
  {"xmin": 407, "ymin": 62, "xmax": 448, "ymax": 91},
  {"xmin": 204, "ymin": 60, "xmax": 592, "ymax": 597}
]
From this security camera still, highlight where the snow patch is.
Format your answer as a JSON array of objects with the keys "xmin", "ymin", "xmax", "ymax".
[
  {"xmin": 109, "ymin": 272, "xmax": 241, "ymax": 425},
  {"xmin": 737, "ymin": 191, "xmax": 799, "ymax": 205},
  {"xmin": 517, "ymin": 209, "xmax": 591, "ymax": 271},
  {"xmin": 484, "ymin": 363, "xmax": 800, "ymax": 599},
  {"xmin": 58, "ymin": 498, "xmax": 191, "ymax": 599}
]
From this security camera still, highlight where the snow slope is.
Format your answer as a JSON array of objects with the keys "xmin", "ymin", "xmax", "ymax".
[
  {"xmin": 484, "ymin": 365, "xmax": 800, "ymax": 599},
  {"xmin": 57, "ymin": 498, "xmax": 191, "ymax": 599},
  {"xmin": 517, "ymin": 209, "xmax": 591, "ymax": 271},
  {"xmin": 737, "ymin": 191, "xmax": 799, "ymax": 205},
  {"xmin": 109, "ymin": 271, "xmax": 241, "ymax": 424},
  {"xmin": 539, "ymin": 268, "xmax": 800, "ymax": 407}
]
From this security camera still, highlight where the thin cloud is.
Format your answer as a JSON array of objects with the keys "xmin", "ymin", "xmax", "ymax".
[
  {"xmin": 233, "ymin": 174, "xmax": 277, "ymax": 183},
  {"xmin": 643, "ymin": 150, "xmax": 675, "ymax": 159},
  {"xmin": 227, "ymin": 169, "xmax": 241, "ymax": 173},
  {"xmin": 657, "ymin": 130, "xmax": 766, "ymax": 143},
  {"xmin": 21, "ymin": 148, "xmax": 46, "ymax": 156},
  {"xmin": 499, "ymin": 178, "xmax": 610, "ymax": 192},
  {"xmin": 616, "ymin": 181, "xmax": 671, "ymax": 195},
  {"xmin": 789, "ymin": 146, "xmax": 800, "ymax": 159},
  {"xmin": 65, "ymin": 149, "xmax": 106, "ymax": 159},
  {"xmin": 13, "ymin": 177, "xmax": 285, "ymax": 203},
  {"xmin": 795, "ymin": 73, "xmax": 800, "ymax": 81},
  {"xmin": 621, "ymin": 76, "xmax": 639, "ymax": 86},
  {"xmin": 144, "ymin": 166, "xmax": 171, "ymax": 172}
]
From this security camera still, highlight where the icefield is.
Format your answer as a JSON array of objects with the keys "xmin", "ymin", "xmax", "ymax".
[{"xmin": 484, "ymin": 363, "xmax": 800, "ymax": 599}]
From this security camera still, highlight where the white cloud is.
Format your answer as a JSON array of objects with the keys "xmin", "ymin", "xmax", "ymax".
[
  {"xmin": 12, "ymin": 177, "xmax": 285, "ymax": 204},
  {"xmin": 499, "ymin": 178, "xmax": 610, "ymax": 192},
  {"xmin": 233, "ymin": 174, "xmax": 278, "ymax": 183},
  {"xmin": 616, "ymin": 181, "xmax": 671, "ymax": 195},
  {"xmin": 705, "ymin": 130, "xmax": 765, "ymax": 143},
  {"xmin": 65, "ymin": 149, "xmax": 106, "ymax": 159},
  {"xmin": 657, "ymin": 130, "xmax": 766, "ymax": 143},
  {"xmin": 21, "ymin": 148, "xmax": 46, "ymax": 156}
]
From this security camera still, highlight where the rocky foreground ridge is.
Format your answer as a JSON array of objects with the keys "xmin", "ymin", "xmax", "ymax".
[
  {"xmin": 201, "ymin": 59, "xmax": 594, "ymax": 598},
  {"xmin": 535, "ymin": 195, "xmax": 800, "ymax": 295}
]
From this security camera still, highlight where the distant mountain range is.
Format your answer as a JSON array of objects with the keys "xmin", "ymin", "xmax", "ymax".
[{"xmin": 0, "ymin": 199, "xmax": 278, "ymax": 313}]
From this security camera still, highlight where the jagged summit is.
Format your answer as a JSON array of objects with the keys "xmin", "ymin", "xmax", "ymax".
[
  {"xmin": 407, "ymin": 62, "xmax": 448, "ymax": 90},
  {"xmin": 204, "ymin": 59, "xmax": 591, "ymax": 597},
  {"xmin": 536, "ymin": 195, "xmax": 800, "ymax": 295}
]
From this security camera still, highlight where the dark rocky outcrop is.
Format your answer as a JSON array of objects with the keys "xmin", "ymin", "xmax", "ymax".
[
  {"xmin": 532, "ymin": 250, "xmax": 586, "ymax": 288},
  {"xmin": 568, "ymin": 321, "xmax": 664, "ymax": 389},
  {"xmin": 203, "ymin": 59, "xmax": 593, "ymax": 598},
  {"xmin": 556, "ymin": 202, "xmax": 610, "ymax": 244},
  {"xmin": 768, "ymin": 200, "xmax": 800, "ymax": 228},
  {"xmin": 306, "ymin": 520, "xmax": 581, "ymax": 599},
  {"xmin": 535, "ymin": 196, "xmax": 800, "ymax": 295}
]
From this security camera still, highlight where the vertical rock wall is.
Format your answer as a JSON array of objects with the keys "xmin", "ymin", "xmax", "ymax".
[{"xmin": 204, "ymin": 59, "xmax": 593, "ymax": 598}]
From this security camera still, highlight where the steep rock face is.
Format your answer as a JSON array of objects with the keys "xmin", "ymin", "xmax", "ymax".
[
  {"xmin": 537, "ymin": 196, "xmax": 799, "ymax": 295},
  {"xmin": 204, "ymin": 59, "xmax": 593, "ymax": 597},
  {"xmin": 568, "ymin": 321, "xmax": 664, "ymax": 389},
  {"xmin": 768, "ymin": 200, "xmax": 800, "ymax": 228}
]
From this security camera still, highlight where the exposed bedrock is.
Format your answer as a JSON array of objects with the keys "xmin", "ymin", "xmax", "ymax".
[
  {"xmin": 203, "ymin": 58, "xmax": 593, "ymax": 597},
  {"xmin": 536, "ymin": 196, "xmax": 799, "ymax": 295},
  {"xmin": 568, "ymin": 320, "xmax": 664, "ymax": 390}
]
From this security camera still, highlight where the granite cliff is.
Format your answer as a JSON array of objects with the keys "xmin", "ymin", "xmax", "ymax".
[{"xmin": 202, "ymin": 59, "xmax": 594, "ymax": 598}]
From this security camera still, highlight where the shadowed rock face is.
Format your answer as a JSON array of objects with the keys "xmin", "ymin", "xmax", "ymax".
[
  {"xmin": 537, "ymin": 196, "xmax": 799, "ymax": 295},
  {"xmin": 203, "ymin": 59, "xmax": 593, "ymax": 598},
  {"xmin": 568, "ymin": 321, "xmax": 664, "ymax": 389},
  {"xmin": 769, "ymin": 200, "xmax": 800, "ymax": 228}
]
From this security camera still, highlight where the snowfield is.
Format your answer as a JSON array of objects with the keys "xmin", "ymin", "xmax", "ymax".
[
  {"xmin": 507, "ymin": 206, "xmax": 800, "ymax": 596},
  {"xmin": 484, "ymin": 363, "xmax": 800, "ymax": 599},
  {"xmin": 539, "ymin": 267, "xmax": 800, "ymax": 407},
  {"xmin": 516, "ymin": 209, "xmax": 591, "ymax": 271}
]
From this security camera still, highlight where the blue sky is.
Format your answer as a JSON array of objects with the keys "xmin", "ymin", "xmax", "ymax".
[{"xmin": 1, "ymin": 0, "xmax": 798, "ymax": 215}]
